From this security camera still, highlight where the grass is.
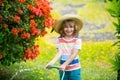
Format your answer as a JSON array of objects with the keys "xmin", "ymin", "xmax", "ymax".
[
  {"xmin": 0, "ymin": 38, "xmax": 117, "ymax": 80},
  {"xmin": 80, "ymin": 41, "xmax": 117, "ymax": 80}
]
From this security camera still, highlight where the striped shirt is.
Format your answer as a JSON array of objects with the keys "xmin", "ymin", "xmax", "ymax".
[{"xmin": 57, "ymin": 37, "xmax": 82, "ymax": 71}]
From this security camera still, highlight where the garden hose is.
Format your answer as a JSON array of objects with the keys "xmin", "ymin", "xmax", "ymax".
[{"xmin": 47, "ymin": 66, "xmax": 65, "ymax": 80}]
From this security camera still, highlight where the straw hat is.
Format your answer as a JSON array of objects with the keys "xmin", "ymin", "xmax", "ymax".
[{"xmin": 54, "ymin": 14, "xmax": 83, "ymax": 33}]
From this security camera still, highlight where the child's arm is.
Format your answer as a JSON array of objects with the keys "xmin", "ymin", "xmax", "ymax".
[
  {"xmin": 59, "ymin": 49, "xmax": 79, "ymax": 71},
  {"xmin": 46, "ymin": 49, "xmax": 62, "ymax": 68}
]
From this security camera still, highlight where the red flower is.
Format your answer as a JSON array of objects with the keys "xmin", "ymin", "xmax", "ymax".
[
  {"xmin": 30, "ymin": 15, "xmax": 35, "ymax": 18},
  {"xmin": 8, "ymin": 16, "xmax": 13, "ymax": 21},
  {"xmin": 21, "ymin": 32, "xmax": 31, "ymax": 39},
  {"xmin": 11, "ymin": 28, "xmax": 19, "ymax": 35},
  {"xmin": 27, "ymin": 4, "xmax": 33, "ymax": 11},
  {"xmin": 31, "ymin": 54, "xmax": 35, "ymax": 60},
  {"xmin": 26, "ymin": 48, "xmax": 32, "ymax": 54},
  {"xmin": 33, "ymin": 8, "xmax": 42, "ymax": 16},
  {"xmin": 18, "ymin": 9, "xmax": 23, "ymax": 14},
  {"xmin": 23, "ymin": 46, "xmax": 39, "ymax": 60},
  {"xmin": 0, "ymin": 15, "xmax": 2, "ymax": 19},
  {"xmin": 44, "ymin": 18, "xmax": 52, "ymax": 28},
  {"xmin": 41, "ymin": 30, "xmax": 47, "ymax": 37},
  {"xmin": 34, "ymin": 45, "xmax": 39, "ymax": 51},
  {"xmin": 18, "ymin": 28, "xmax": 22, "ymax": 32},
  {"xmin": 0, "ymin": 15, "xmax": 2, "ymax": 23},
  {"xmin": 30, "ymin": 20, "xmax": 38, "ymax": 27},
  {"xmin": 27, "ymin": 4, "xmax": 42, "ymax": 17},
  {"xmin": 18, "ymin": 0, "xmax": 26, "ymax": 3},
  {"xmin": 0, "ymin": 1, "xmax": 3, "ymax": 6},
  {"xmin": 30, "ymin": 20, "xmax": 35, "ymax": 24},
  {"xmin": 25, "ymin": 48, "xmax": 33, "ymax": 59},
  {"xmin": 14, "ymin": 15, "xmax": 21, "ymax": 24},
  {"xmin": 0, "ymin": 54, "xmax": 3, "ymax": 59},
  {"xmin": 40, "ymin": 0, "xmax": 52, "ymax": 16},
  {"xmin": 30, "ymin": 26, "xmax": 41, "ymax": 35},
  {"xmin": 3, "ymin": 23, "xmax": 7, "ymax": 28}
]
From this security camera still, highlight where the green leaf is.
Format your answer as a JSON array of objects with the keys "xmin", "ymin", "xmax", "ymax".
[
  {"xmin": 108, "ymin": 52, "xmax": 120, "ymax": 71},
  {"xmin": 113, "ymin": 22, "xmax": 119, "ymax": 27},
  {"xmin": 0, "ymin": 33, "xmax": 5, "ymax": 43},
  {"xmin": 107, "ymin": 9, "xmax": 116, "ymax": 15},
  {"xmin": 112, "ymin": 41, "xmax": 120, "ymax": 46}
]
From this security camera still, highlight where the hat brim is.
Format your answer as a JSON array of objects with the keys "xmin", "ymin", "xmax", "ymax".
[{"xmin": 54, "ymin": 14, "xmax": 83, "ymax": 33}]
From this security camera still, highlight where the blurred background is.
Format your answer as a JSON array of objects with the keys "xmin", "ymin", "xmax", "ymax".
[
  {"xmin": 0, "ymin": 0, "xmax": 117, "ymax": 80},
  {"xmin": 47, "ymin": 0, "xmax": 115, "ymax": 43}
]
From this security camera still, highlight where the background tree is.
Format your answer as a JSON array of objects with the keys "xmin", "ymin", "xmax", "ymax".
[{"xmin": 106, "ymin": 0, "xmax": 120, "ymax": 79}]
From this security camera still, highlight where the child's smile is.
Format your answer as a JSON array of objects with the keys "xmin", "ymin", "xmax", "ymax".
[{"xmin": 64, "ymin": 26, "xmax": 74, "ymax": 37}]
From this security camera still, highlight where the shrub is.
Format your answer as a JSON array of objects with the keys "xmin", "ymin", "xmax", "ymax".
[{"xmin": 0, "ymin": 0, "xmax": 55, "ymax": 66}]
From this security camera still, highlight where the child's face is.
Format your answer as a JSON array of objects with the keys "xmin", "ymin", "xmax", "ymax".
[{"xmin": 63, "ymin": 26, "xmax": 74, "ymax": 37}]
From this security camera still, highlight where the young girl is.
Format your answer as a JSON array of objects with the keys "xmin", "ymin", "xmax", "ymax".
[{"xmin": 46, "ymin": 14, "xmax": 83, "ymax": 80}]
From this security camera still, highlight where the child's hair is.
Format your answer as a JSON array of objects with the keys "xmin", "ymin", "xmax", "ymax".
[{"xmin": 58, "ymin": 19, "xmax": 79, "ymax": 37}]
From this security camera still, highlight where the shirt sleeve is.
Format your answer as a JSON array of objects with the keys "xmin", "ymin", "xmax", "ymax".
[
  {"xmin": 73, "ymin": 38, "xmax": 82, "ymax": 50},
  {"xmin": 56, "ymin": 38, "xmax": 61, "ymax": 49}
]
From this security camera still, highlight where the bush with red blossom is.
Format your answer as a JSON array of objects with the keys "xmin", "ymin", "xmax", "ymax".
[{"xmin": 0, "ymin": 0, "xmax": 55, "ymax": 66}]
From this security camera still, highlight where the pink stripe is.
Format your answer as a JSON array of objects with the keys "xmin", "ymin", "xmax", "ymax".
[
  {"xmin": 65, "ymin": 63, "xmax": 80, "ymax": 70},
  {"xmin": 59, "ymin": 38, "xmax": 77, "ymax": 43}
]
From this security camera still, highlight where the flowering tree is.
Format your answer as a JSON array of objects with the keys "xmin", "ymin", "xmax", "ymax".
[{"xmin": 0, "ymin": 0, "xmax": 55, "ymax": 66}]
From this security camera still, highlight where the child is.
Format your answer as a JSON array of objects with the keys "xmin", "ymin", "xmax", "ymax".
[{"xmin": 46, "ymin": 14, "xmax": 83, "ymax": 80}]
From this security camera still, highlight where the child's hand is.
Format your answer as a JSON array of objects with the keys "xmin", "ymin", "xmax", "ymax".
[
  {"xmin": 46, "ymin": 65, "xmax": 52, "ymax": 69},
  {"xmin": 59, "ymin": 64, "xmax": 66, "ymax": 71},
  {"xmin": 46, "ymin": 63, "xmax": 54, "ymax": 70}
]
